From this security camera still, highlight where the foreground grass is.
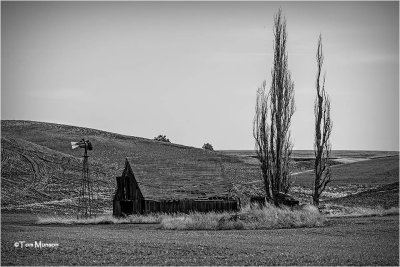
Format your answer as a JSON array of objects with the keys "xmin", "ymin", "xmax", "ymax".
[
  {"xmin": 160, "ymin": 204, "xmax": 325, "ymax": 230},
  {"xmin": 37, "ymin": 203, "xmax": 398, "ymax": 229},
  {"xmin": 37, "ymin": 213, "xmax": 163, "ymax": 225},
  {"xmin": 4, "ymin": 213, "xmax": 398, "ymax": 266},
  {"xmin": 37, "ymin": 204, "xmax": 324, "ymax": 229}
]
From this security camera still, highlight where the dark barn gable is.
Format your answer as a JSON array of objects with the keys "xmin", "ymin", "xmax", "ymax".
[
  {"xmin": 113, "ymin": 160, "xmax": 145, "ymax": 215},
  {"xmin": 113, "ymin": 155, "xmax": 239, "ymax": 216}
]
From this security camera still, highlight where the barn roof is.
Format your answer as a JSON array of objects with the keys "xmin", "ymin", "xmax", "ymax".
[{"xmin": 124, "ymin": 148, "xmax": 235, "ymax": 201}]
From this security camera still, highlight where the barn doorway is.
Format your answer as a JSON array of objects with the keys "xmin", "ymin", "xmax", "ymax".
[{"xmin": 120, "ymin": 200, "xmax": 133, "ymax": 215}]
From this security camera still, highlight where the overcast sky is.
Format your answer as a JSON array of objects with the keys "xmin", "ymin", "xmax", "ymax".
[{"xmin": 1, "ymin": 1, "xmax": 399, "ymax": 150}]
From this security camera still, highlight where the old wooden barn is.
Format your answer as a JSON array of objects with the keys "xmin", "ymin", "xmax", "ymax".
[{"xmin": 113, "ymin": 153, "xmax": 239, "ymax": 216}]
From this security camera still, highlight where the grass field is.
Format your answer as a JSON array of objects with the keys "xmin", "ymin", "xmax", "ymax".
[
  {"xmin": 323, "ymin": 182, "xmax": 399, "ymax": 209},
  {"xmin": 292, "ymin": 155, "xmax": 399, "ymax": 186},
  {"xmin": 1, "ymin": 213, "xmax": 398, "ymax": 265}
]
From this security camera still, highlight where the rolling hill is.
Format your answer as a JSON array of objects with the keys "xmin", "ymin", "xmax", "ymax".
[
  {"xmin": 1, "ymin": 136, "xmax": 110, "ymax": 213},
  {"xmin": 1, "ymin": 120, "xmax": 261, "ymax": 214}
]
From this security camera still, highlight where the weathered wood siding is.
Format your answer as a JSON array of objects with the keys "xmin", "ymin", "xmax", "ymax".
[{"xmin": 113, "ymin": 172, "xmax": 144, "ymax": 216}]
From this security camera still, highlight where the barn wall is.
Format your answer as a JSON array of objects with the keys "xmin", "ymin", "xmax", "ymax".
[
  {"xmin": 125, "ymin": 171, "xmax": 143, "ymax": 214},
  {"xmin": 113, "ymin": 170, "xmax": 144, "ymax": 216},
  {"xmin": 113, "ymin": 200, "xmax": 121, "ymax": 217}
]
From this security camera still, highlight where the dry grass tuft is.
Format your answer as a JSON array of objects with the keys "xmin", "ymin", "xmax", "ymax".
[{"xmin": 160, "ymin": 203, "xmax": 325, "ymax": 230}]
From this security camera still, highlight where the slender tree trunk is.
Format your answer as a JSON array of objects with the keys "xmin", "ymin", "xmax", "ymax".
[{"xmin": 313, "ymin": 34, "xmax": 332, "ymax": 206}]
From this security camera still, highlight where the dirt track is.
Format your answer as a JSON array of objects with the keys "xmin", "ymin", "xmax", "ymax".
[{"xmin": 1, "ymin": 213, "xmax": 398, "ymax": 266}]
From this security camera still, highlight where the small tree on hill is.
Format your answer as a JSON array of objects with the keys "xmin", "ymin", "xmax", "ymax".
[
  {"xmin": 253, "ymin": 9, "xmax": 295, "ymax": 206},
  {"xmin": 313, "ymin": 34, "xmax": 333, "ymax": 206},
  {"xmin": 154, "ymin": 135, "xmax": 170, "ymax": 143},
  {"xmin": 202, "ymin": 143, "xmax": 214, "ymax": 151}
]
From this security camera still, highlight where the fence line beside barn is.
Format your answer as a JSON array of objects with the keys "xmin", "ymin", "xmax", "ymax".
[{"xmin": 144, "ymin": 199, "xmax": 239, "ymax": 214}]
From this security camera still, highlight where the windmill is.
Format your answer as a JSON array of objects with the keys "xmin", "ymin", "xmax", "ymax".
[{"xmin": 71, "ymin": 139, "xmax": 94, "ymax": 219}]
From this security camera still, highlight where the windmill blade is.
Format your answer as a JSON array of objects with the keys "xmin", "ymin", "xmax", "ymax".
[{"xmin": 71, "ymin": 142, "xmax": 79, "ymax": 149}]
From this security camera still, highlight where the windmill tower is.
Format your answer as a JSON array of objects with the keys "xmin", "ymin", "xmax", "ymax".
[{"xmin": 71, "ymin": 139, "xmax": 94, "ymax": 219}]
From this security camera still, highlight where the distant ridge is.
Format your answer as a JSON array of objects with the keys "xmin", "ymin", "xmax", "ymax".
[{"xmin": 219, "ymin": 149, "xmax": 399, "ymax": 159}]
